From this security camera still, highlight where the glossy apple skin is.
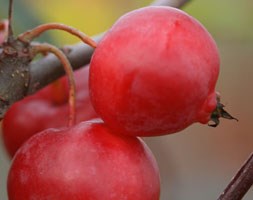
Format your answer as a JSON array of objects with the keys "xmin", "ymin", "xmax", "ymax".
[
  {"xmin": 7, "ymin": 120, "xmax": 160, "ymax": 200},
  {"xmin": 89, "ymin": 6, "xmax": 220, "ymax": 136},
  {"xmin": 2, "ymin": 66, "xmax": 98, "ymax": 157}
]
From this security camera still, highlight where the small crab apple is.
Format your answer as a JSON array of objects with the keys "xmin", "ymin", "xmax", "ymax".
[
  {"xmin": 89, "ymin": 6, "xmax": 236, "ymax": 137},
  {"xmin": 2, "ymin": 66, "xmax": 98, "ymax": 157},
  {"xmin": 7, "ymin": 120, "xmax": 160, "ymax": 200}
]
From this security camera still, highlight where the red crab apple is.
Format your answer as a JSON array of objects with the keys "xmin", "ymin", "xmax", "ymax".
[
  {"xmin": 89, "ymin": 6, "xmax": 221, "ymax": 136},
  {"xmin": 2, "ymin": 66, "xmax": 98, "ymax": 157},
  {"xmin": 7, "ymin": 120, "xmax": 160, "ymax": 200}
]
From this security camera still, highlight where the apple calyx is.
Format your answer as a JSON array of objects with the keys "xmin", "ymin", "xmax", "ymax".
[{"xmin": 208, "ymin": 95, "xmax": 238, "ymax": 127}]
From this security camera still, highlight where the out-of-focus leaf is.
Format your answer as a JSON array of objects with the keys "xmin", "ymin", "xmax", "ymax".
[
  {"xmin": 0, "ymin": 0, "xmax": 53, "ymax": 42},
  {"xmin": 184, "ymin": 0, "xmax": 253, "ymax": 42},
  {"xmin": 25, "ymin": 0, "xmax": 152, "ymax": 44}
]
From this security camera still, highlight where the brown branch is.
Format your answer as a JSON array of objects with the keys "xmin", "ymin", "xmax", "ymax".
[
  {"xmin": 27, "ymin": 0, "xmax": 190, "ymax": 95},
  {"xmin": 218, "ymin": 152, "xmax": 253, "ymax": 200},
  {"xmin": 27, "ymin": 34, "xmax": 101, "ymax": 95}
]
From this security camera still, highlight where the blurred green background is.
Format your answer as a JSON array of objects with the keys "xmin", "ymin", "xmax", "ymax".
[{"xmin": 0, "ymin": 0, "xmax": 253, "ymax": 199}]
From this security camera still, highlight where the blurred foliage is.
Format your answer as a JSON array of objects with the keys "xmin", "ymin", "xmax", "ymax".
[
  {"xmin": 26, "ymin": 0, "xmax": 150, "ymax": 44},
  {"xmin": 0, "ymin": 0, "xmax": 252, "ymax": 44},
  {"xmin": 0, "ymin": 0, "xmax": 53, "ymax": 42},
  {"xmin": 184, "ymin": 0, "xmax": 253, "ymax": 42}
]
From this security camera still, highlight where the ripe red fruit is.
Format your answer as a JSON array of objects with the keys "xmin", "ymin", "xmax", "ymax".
[
  {"xmin": 2, "ymin": 66, "xmax": 98, "ymax": 157},
  {"xmin": 7, "ymin": 120, "xmax": 160, "ymax": 200},
  {"xmin": 89, "ymin": 6, "xmax": 220, "ymax": 136}
]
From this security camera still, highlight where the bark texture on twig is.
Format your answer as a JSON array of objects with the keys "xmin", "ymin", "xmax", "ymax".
[
  {"xmin": 218, "ymin": 153, "xmax": 253, "ymax": 200},
  {"xmin": 28, "ymin": 34, "xmax": 101, "ymax": 94}
]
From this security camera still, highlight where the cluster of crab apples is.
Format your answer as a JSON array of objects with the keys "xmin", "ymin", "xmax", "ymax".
[{"xmin": 0, "ymin": 5, "xmax": 235, "ymax": 200}]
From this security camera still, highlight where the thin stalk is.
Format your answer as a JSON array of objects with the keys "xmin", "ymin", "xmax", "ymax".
[
  {"xmin": 18, "ymin": 23, "xmax": 97, "ymax": 48},
  {"xmin": 218, "ymin": 152, "xmax": 253, "ymax": 200},
  {"xmin": 32, "ymin": 43, "xmax": 76, "ymax": 127},
  {"xmin": 7, "ymin": 0, "xmax": 14, "ymax": 43}
]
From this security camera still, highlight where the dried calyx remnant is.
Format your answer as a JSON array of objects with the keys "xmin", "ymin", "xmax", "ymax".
[
  {"xmin": 209, "ymin": 94, "xmax": 238, "ymax": 127},
  {"xmin": 0, "ymin": 0, "xmax": 96, "ymax": 121}
]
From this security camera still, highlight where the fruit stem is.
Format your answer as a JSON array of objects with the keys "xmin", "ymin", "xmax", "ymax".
[
  {"xmin": 7, "ymin": 0, "xmax": 14, "ymax": 43},
  {"xmin": 31, "ymin": 43, "xmax": 76, "ymax": 127},
  {"xmin": 217, "ymin": 152, "xmax": 253, "ymax": 200},
  {"xmin": 17, "ymin": 23, "xmax": 97, "ymax": 48}
]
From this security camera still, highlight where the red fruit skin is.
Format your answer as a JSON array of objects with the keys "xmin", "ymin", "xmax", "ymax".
[
  {"xmin": 7, "ymin": 120, "xmax": 160, "ymax": 200},
  {"xmin": 89, "ymin": 6, "xmax": 220, "ymax": 136},
  {"xmin": 0, "ymin": 33, "xmax": 4, "ymax": 44},
  {"xmin": 2, "ymin": 66, "xmax": 98, "ymax": 157},
  {"xmin": 0, "ymin": 20, "xmax": 8, "ymax": 44}
]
